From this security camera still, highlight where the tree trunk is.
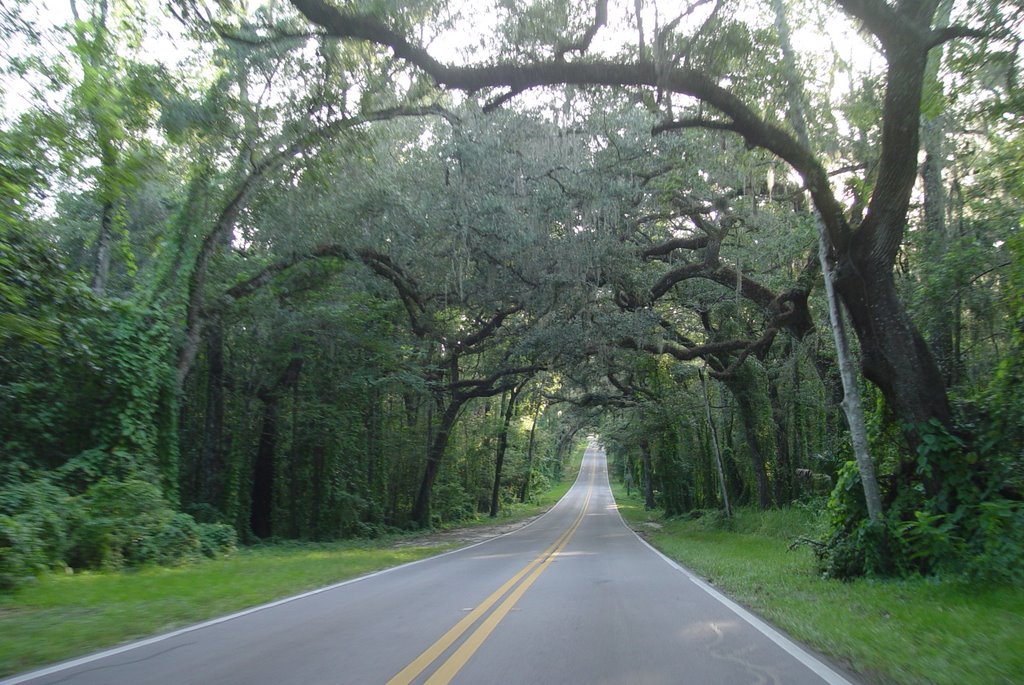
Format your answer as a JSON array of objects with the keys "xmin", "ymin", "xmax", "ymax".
[
  {"xmin": 735, "ymin": 392, "xmax": 772, "ymax": 510},
  {"xmin": 411, "ymin": 398, "xmax": 464, "ymax": 528},
  {"xmin": 553, "ymin": 426, "xmax": 579, "ymax": 480},
  {"xmin": 821, "ymin": 229, "xmax": 884, "ymax": 522},
  {"xmin": 773, "ymin": 0, "xmax": 885, "ymax": 521},
  {"xmin": 835, "ymin": 261, "xmax": 953, "ymax": 432},
  {"xmin": 250, "ymin": 398, "xmax": 278, "ymax": 539},
  {"xmin": 249, "ymin": 357, "xmax": 304, "ymax": 539},
  {"xmin": 365, "ymin": 388, "xmax": 381, "ymax": 494},
  {"xmin": 920, "ymin": 0, "xmax": 957, "ymax": 387},
  {"xmin": 768, "ymin": 367, "xmax": 794, "ymax": 506},
  {"xmin": 199, "ymin": 317, "xmax": 226, "ymax": 511},
  {"xmin": 490, "ymin": 386, "xmax": 520, "ymax": 517},
  {"xmin": 700, "ymin": 369, "xmax": 731, "ymax": 518},
  {"xmin": 519, "ymin": 398, "xmax": 541, "ymax": 502},
  {"xmin": 640, "ymin": 439, "xmax": 655, "ymax": 510},
  {"xmin": 287, "ymin": 383, "xmax": 301, "ymax": 538},
  {"xmin": 91, "ymin": 200, "xmax": 115, "ymax": 295},
  {"xmin": 719, "ymin": 371, "xmax": 772, "ymax": 510}
]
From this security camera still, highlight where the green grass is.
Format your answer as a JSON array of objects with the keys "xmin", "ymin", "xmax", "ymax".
[
  {"xmin": 0, "ymin": 541, "xmax": 447, "ymax": 676},
  {"xmin": 0, "ymin": 458, "xmax": 585, "ymax": 678},
  {"xmin": 612, "ymin": 482, "xmax": 1024, "ymax": 685}
]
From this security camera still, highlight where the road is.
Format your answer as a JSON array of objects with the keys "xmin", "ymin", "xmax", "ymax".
[{"xmin": 4, "ymin": 445, "xmax": 857, "ymax": 685}]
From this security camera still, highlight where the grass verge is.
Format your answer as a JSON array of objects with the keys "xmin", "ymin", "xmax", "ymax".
[
  {"xmin": 0, "ymin": 541, "xmax": 448, "ymax": 677},
  {"xmin": 0, "ymin": 452, "xmax": 586, "ymax": 679},
  {"xmin": 611, "ymin": 481, "xmax": 1024, "ymax": 685}
]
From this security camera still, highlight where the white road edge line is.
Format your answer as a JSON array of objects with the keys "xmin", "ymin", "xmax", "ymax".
[
  {"xmin": 0, "ymin": 467, "xmax": 590, "ymax": 685},
  {"xmin": 615, "ymin": 513, "xmax": 857, "ymax": 685},
  {"xmin": 2, "ymin": 453, "xmax": 595, "ymax": 685}
]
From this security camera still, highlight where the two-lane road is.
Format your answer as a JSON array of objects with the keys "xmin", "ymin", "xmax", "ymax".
[{"xmin": 5, "ymin": 445, "xmax": 857, "ymax": 685}]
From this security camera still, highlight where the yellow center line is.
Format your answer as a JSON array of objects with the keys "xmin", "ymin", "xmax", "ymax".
[
  {"xmin": 385, "ymin": 462, "xmax": 595, "ymax": 685},
  {"xmin": 423, "ymin": 485, "xmax": 594, "ymax": 685}
]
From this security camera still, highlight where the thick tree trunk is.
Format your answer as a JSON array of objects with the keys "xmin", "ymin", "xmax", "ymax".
[
  {"xmin": 821, "ymin": 228, "xmax": 884, "ymax": 522},
  {"xmin": 835, "ymin": 260, "xmax": 953, "ymax": 432},
  {"xmin": 249, "ymin": 357, "xmax": 304, "ymax": 539},
  {"xmin": 411, "ymin": 398, "xmax": 464, "ymax": 528}
]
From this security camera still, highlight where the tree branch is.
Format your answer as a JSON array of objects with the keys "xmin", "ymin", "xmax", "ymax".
[
  {"xmin": 927, "ymin": 25, "xmax": 989, "ymax": 50},
  {"xmin": 652, "ymin": 117, "xmax": 739, "ymax": 136},
  {"xmin": 554, "ymin": 0, "xmax": 608, "ymax": 61},
  {"xmin": 618, "ymin": 335, "xmax": 749, "ymax": 362},
  {"xmin": 641, "ymin": 234, "xmax": 710, "ymax": 259}
]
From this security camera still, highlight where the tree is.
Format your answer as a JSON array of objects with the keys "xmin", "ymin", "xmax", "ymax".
[{"xmin": 289, "ymin": 0, "xmax": 983, "ymax": 464}]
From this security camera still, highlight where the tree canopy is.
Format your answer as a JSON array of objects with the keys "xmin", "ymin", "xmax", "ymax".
[{"xmin": 1, "ymin": 0, "xmax": 1022, "ymax": 585}]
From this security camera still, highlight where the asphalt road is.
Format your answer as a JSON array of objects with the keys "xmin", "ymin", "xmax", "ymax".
[{"xmin": 5, "ymin": 445, "xmax": 857, "ymax": 685}]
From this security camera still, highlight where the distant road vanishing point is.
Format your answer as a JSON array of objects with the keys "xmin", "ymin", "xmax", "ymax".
[{"xmin": 5, "ymin": 444, "xmax": 857, "ymax": 685}]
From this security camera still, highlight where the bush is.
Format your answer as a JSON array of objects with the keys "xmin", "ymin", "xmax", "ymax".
[
  {"xmin": 0, "ymin": 514, "xmax": 46, "ymax": 590},
  {"xmin": 524, "ymin": 470, "xmax": 550, "ymax": 501},
  {"xmin": 0, "ymin": 474, "xmax": 242, "ymax": 590},
  {"xmin": 432, "ymin": 481, "xmax": 475, "ymax": 525},
  {"xmin": 68, "ymin": 478, "xmax": 175, "ymax": 569},
  {"xmin": 818, "ymin": 421, "xmax": 1024, "ymax": 583},
  {"xmin": 964, "ymin": 499, "xmax": 1024, "ymax": 584},
  {"xmin": 197, "ymin": 523, "xmax": 237, "ymax": 558},
  {"xmin": 0, "ymin": 480, "xmax": 77, "ymax": 570},
  {"xmin": 147, "ymin": 513, "xmax": 202, "ymax": 566}
]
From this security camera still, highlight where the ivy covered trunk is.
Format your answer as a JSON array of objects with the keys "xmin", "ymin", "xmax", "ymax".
[
  {"xmin": 722, "ymin": 371, "xmax": 773, "ymax": 510},
  {"xmin": 200, "ymin": 319, "xmax": 227, "ymax": 512}
]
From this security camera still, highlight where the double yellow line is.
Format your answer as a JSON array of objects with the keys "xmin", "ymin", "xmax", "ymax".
[{"xmin": 386, "ymin": 478, "xmax": 594, "ymax": 685}]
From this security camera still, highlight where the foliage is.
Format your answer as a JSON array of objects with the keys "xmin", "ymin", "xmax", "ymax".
[
  {"xmin": 2, "ymin": 0, "xmax": 1020, "ymax": 587},
  {"xmin": 983, "ymin": 231, "xmax": 1024, "ymax": 475},
  {"xmin": 66, "ymin": 478, "xmax": 234, "ymax": 572},
  {"xmin": 818, "ymin": 420, "xmax": 1024, "ymax": 583},
  {"xmin": 1, "ymin": 221, "xmax": 177, "ymax": 486},
  {"xmin": 0, "ymin": 480, "xmax": 79, "ymax": 578}
]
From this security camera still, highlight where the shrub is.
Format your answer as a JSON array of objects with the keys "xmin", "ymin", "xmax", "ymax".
[
  {"xmin": 197, "ymin": 523, "xmax": 237, "ymax": 558},
  {"xmin": 818, "ymin": 421, "xmax": 1024, "ymax": 583},
  {"xmin": 0, "ymin": 480, "xmax": 77, "ymax": 570},
  {"xmin": 524, "ymin": 470, "xmax": 550, "ymax": 501},
  {"xmin": 0, "ymin": 514, "xmax": 45, "ymax": 590},
  {"xmin": 432, "ymin": 481, "xmax": 475, "ymax": 525},
  {"xmin": 68, "ymin": 478, "xmax": 174, "ymax": 569},
  {"xmin": 146, "ymin": 513, "xmax": 203, "ymax": 566}
]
